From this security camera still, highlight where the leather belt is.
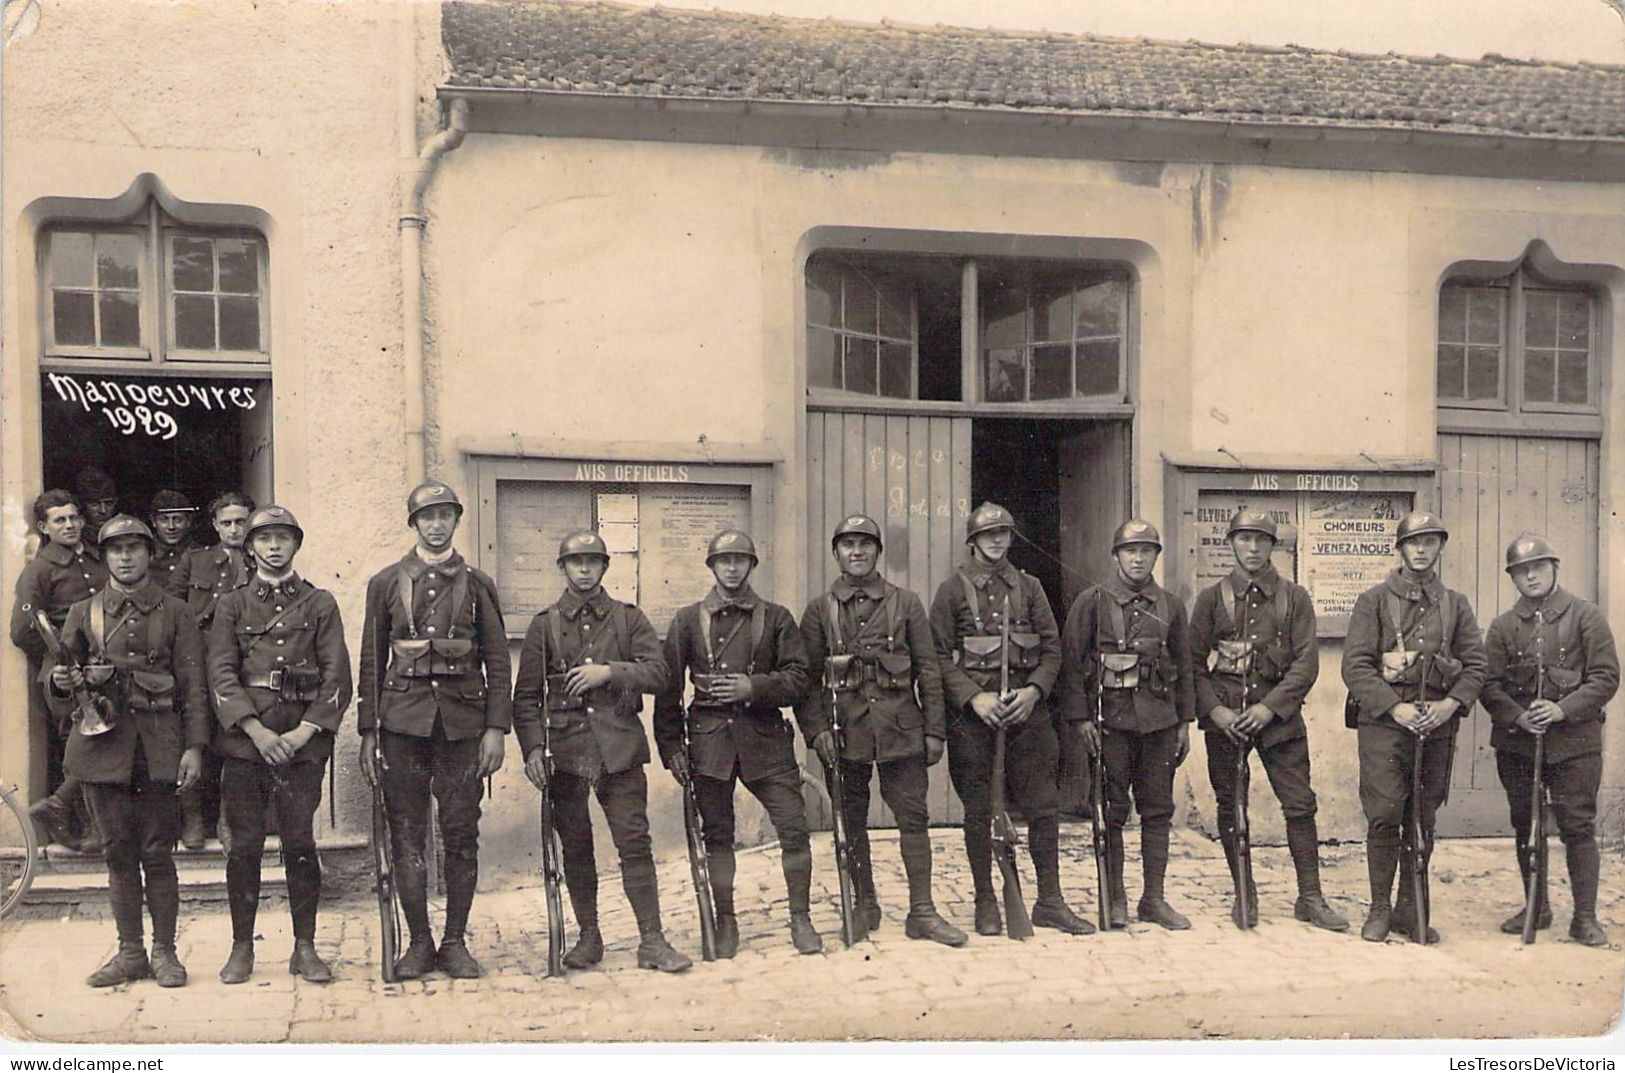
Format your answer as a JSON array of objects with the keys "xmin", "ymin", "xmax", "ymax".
[{"xmin": 242, "ymin": 670, "xmax": 286, "ymax": 691}]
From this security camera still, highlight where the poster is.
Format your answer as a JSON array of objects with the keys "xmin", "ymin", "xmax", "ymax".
[
  {"xmin": 494, "ymin": 480, "xmax": 592, "ymax": 628},
  {"xmin": 638, "ymin": 484, "xmax": 751, "ymax": 635},
  {"xmin": 1301, "ymin": 491, "xmax": 1411, "ymax": 619},
  {"xmin": 1191, "ymin": 491, "xmax": 1298, "ymax": 593}
]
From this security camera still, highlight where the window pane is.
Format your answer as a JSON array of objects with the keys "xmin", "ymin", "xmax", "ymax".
[
  {"xmin": 1437, "ymin": 287, "xmax": 1467, "ymax": 344},
  {"xmin": 219, "ymin": 296, "xmax": 260, "ymax": 350},
  {"xmin": 50, "ymin": 232, "xmax": 95, "ymax": 288},
  {"xmin": 175, "ymin": 294, "xmax": 216, "ymax": 349},
  {"xmin": 52, "ymin": 290, "xmax": 94, "ymax": 346},
  {"xmin": 1031, "ymin": 281, "xmax": 1071, "ymax": 342},
  {"xmin": 1031, "ymin": 343, "xmax": 1070, "ymax": 399},
  {"xmin": 843, "ymin": 336, "xmax": 877, "ymax": 395},
  {"xmin": 984, "ymin": 347, "xmax": 1024, "ymax": 402},
  {"xmin": 96, "ymin": 233, "xmax": 142, "ymax": 290},
  {"xmin": 99, "ymin": 293, "xmax": 140, "ymax": 346},
  {"xmin": 1523, "ymin": 348, "xmax": 1555, "ymax": 403},
  {"xmin": 1076, "ymin": 280, "xmax": 1122, "ymax": 338},
  {"xmin": 879, "ymin": 342, "xmax": 911, "ymax": 398},
  {"xmin": 1558, "ymin": 294, "xmax": 1590, "ymax": 350},
  {"xmin": 807, "ymin": 326, "xmax": 839, "ymax": 390},
  {"xmin": 1436, "ymin": 345, "xmax": 1465, "ymax": 400},
  {"xmin": 1466, "ymin": 346, "xmax": 1500, "ymax": 400},
  {"xmin": 1076, "ymin": 339, "xmax": 1121, "ymax": 397},
  {"xmin": 217, "ymin": 239, "xmax": 259, "ymax": 295},
  {"xmin": 1557, "ymin": 352, "xmax": 1589, "ymax": 405},
  {"xmin": 844, "ymin": 277, "xmax": 876, "ymax": 335},
  {"xmin": 980, "ymin": 278, "xmax": 1026, "ymax": 350},
  {"xmin": 172, "ymin": 236, "xmax": 214, "ymax": 292},
  {"xmin": 878, "ymin": 282, "xmax": 911, "ymax": 340},
  {"xmin": 1467, "ymin": 290, "xmax": 1503, "ymax": 345},
  {"xmin": 1524, "ymin": 292, "xmax": 1557, "ymax": 348},
  {"xmin": 805, "ymin": 259, "xmax": 840, "ymax": 328}
]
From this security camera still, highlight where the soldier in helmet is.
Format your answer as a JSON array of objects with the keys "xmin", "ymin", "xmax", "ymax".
[
  {"xmin": 1479, "ymin": 534, "xmax": 1618, "ymax": 946},
  {"xmin": 148, "ymin": 490, "xmax": 198, "ymax": 594},
  {"xmin": 654, "ymin": 529, "xmax": 817, "ymax": 955},
  {"xmin": 1342, "ymin": 511, "xmax": 1485, "ymax": 943},
  {"xmin": 1190, "ymin": 509, "xmax": 1345, "ymax": 931},
  {"xmin": 795, "ymin": 514, "xmax": 964, "ymax": 947},
  {"xmin": 209, "ymin": 506, "xmax": 352, "ymax": 984},
  {"xmin": 357, "ymin": 482, "xmax": 512, "ymax": 979},
  {"xmin": 929, "ymin": 502, "xmax": 1091, "ymax": 937},
  {"xmin": 513, "ymin": 529, "xmax": 690, "ymax": 972},
  {"xmin": 1059, "ymin": 519, "xmax": 1196, "ymax": 930},
  {"xmin": 45, "ymin": 516, "xmax": 207, "ymax": 988}
]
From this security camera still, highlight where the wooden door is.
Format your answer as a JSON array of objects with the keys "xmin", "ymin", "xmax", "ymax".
[{"xmin": 1435, "ymin": 433, "xmax": 1601, "ymax": 835}]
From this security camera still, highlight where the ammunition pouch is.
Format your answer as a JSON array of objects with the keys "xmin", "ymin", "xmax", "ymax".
[
  {"xmin": 1343, "ymin": 693, "xmax": 1360, "ymax": 729},
  {"xmin": 1380, "ymin": 649, "xmax": 1419, "ymax": 685},
  {"xmin": 545, "ymin": 673, "xmax": 584, "ymax": 712},
  {"xmin": 279, "ymin": 666, "xmax": 323, "ymax": 703},
  {"xmin": 959, "ymin": 636, "xmax": 1003, "ymax": 673},
  {"xmin": 127, "ymin": 668, "xmax": 176, "ymax": 713},
  {"xmin": 391, "ymin": 637, "xmax": 476, "ymax": 678},
  {"xmin": 1428, "ymin": 654, "xmax": 1464, "ymax": 694},
  {"xmin": 874, "ymin": 651, "xmax": 913, "ymax": 690},
  {"xmin": 1547, "ymin": 665, "xmax": 1583, "ymax": 696},
  {"xmin": 1209, "ymin": 640, "xmax": 1254, "ymax": 677},
  {"xmin": 1507, "ymin": 660, "xmax": 1582, "ymax": 701},
  {"xmin": 690, "ymin": 672, "xmax": 732, "ymax": 708},
  {"xmin": 824, "ymin": 655, "xmax": 858, "ymax": 692},
  {"xmin": 1099, "ymin": 652, "xmax": 1141, "ymax": 691},
  {"xmin": 83, "ymin": 663, "xmax": 118, "ymax": 689},
  {"xmin": 1009, "ymin": 632, "xmax": 1041, "ymax": 670}
]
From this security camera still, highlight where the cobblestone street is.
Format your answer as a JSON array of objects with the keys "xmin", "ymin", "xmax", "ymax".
[{"xmin": 2, "ymin": 829, "xmax": 1621, "ymax": 1044}]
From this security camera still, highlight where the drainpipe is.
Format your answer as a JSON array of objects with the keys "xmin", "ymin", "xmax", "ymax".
[{"xmin": 400, "ymin": 94, "xmax": 469, "ymax": 486}]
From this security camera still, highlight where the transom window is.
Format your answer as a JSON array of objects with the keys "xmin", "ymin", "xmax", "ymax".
[
  {"xmin": 1438, "ymin": 268, "xmax": 1596, "ymax": 413},
  {"xmin": 805, "ymin": 257, "xmax": 916, "ymax": 399},
  {"xmin": 981, "ymin": 268, "xmax": 1127, "ymax": 403}
]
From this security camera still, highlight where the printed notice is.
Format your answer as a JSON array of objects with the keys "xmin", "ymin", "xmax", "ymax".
[
  {"xmin": 639, "ymin": 484, "xmax": 750, "ymax": 635},
  {"xmin": 495, "ymin": 480, "xmax": 592, "ymax": 629},
  {"xmin": 1301, "ymin": 492, "xmax": 1411, "ymax": 618}
]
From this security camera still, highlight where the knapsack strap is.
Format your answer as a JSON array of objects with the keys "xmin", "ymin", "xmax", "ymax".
[
  {"xmin": 1385, "ymin": 588, "xmax": 1456, "ymax": 657},
  {"xmin": 959, "ymin": 569, "xmax": 1032, "ymax": 636},
  {"xmin": 700, "ymin": 605, "xmax": 750, "ymax": 671},
  {"xmin": 396, "ymin": 566, "xmax": 417, "ymax": 638},
  {"xmin": 827, "ymin": 586, "xmax": 898, "ymax": 653},
  {"xmin": 748, "ymin": 601, "xmax": 765, "ymax": 675}
]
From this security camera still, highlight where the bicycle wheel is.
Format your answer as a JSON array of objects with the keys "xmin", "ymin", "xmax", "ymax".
[{"xmin": 0, "ymin": 785, "xmax": 37, "ymax": 918}]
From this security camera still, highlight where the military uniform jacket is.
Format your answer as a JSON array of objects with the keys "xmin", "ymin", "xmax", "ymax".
[
  {"xmin": 654, "ymin": 586, "xmax": 811, "ymax": 783},
  {"xmin": 152, "ymin": 537, "xmax": 197, "ymax": 596},
  {"xmin": 929, "ymin": 558, "xmax": 1062, "ymax": 716},
  {"xmin": 208, "ymin": 573, "xmax": 353, "ymax": 764},
  {"xmin": 1480, "ymin": 586, "xmax": 1619, "ymax": 763},
  {"xmin": 1059, "ymin": 576, "xmax": 1196, "ymax": 734},
  {"xmin": 1190, "ymin": 566, "xmax": 1319, "ymax": 749},
  {"xmin": 356, "ymin": 550, "xmax": 512, "ymax": 740},
  {"xmin": 170, "ymin": 543, "xmax": 251, "ymax": 631},
  {"xmin": 794, "ymin": 573, "xmax": 946, "ymax": 763},
  {"xmin": 1341, "ymin": 568, "xmax": 1487, "ymax": 728},
  {"xmin": 512, "ymin": 586, "xmax": 669, "ymax": 779},
  {"xmin": 9, "ymin": 540, "xmax": 107, "ymax": 661},
  {"xmin": 46, "ymin": 579, "xmax": 208, "ymax": 784}
]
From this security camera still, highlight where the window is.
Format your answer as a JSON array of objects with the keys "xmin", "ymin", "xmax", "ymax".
[
  {"xmin": 806, "ymin": 256, "xmax": 916, "ymax": 399},
  {"xmin": 1437, "ymin": 268, "xmax": 1597, "ymax": 413},
  {"xmin": 43, "ymin": 201, "xmax": 268, "ymax": 365},
  {"xmin": 981, "ymin": 267, "xmax": 1127, "ymax": 403}
]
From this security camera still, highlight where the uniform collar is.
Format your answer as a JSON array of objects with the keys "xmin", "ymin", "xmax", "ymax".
[
  {"xmin": 399, "ymin": 548, "xmax": 465, "ymax": 579},
  {"xmin": 1103, "ymin": 573, "xmax": 1162, "ymax": 605},
  {"xmin": 1384, "ymin": 567, "xmax": 1443, "ymax": 603},
  {"xmin": 558, "ymin": 585, "xmax": 613, "ymax": 620},
  {"xmin": 253, "ymin": 572, "xmax": 305, "ymax": 600},
  {"xmin": 831, "ymin": 572, "xmax": 887, "ymax": 603},
  {"xmin": 960, "ymin": 556, "xmax": 1020, "ymax": 590},
  {"xmin": 103, "ymin": 578, "xmax": 165, "ymax": 614},
  {"xmin": 39, "ymin": 540, "xmax": 98, "ymax": 566},
  {"xmin": 703, "ymin": 584, "xmax": 758, "ymax": 613},
  {"xmin": 1229, "ymin": 564, "xmax": 1280, "ymax": 598},
  {"xmin": 1514, "ymin": 585, "xmax": 1574, "ymax": 622}
]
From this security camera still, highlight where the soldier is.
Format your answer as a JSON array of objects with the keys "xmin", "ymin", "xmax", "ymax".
[
  {"xmin": 1342, "ymin": 511, "xmax": 1486, "ymax": 943},
  {"xmin": 654, "ymin": 529, "xmax": 817, "ymax": 955},
  {"xmin": 76, "ymin": 466, "xmax": 119, "ymax": 538},
  {"xmin": 10, "ymin": 490, "xmax": 107, "ymax": 852},
  {"xmin": 795, "ymin": 514, "xmax": 964, "ymax": 947},
  {"xmin": 1480, "ymin": 534, "xmax": 1618, "ymax": 947},
  {"xmin": 148, "ymin": 490, "xmax": 198, "ymax": 594},
  {"xmin": 1059, "ymin": 519, "xmax": 1196, "ymax": 930},
  {"xmin": 357, "ymin": 482, "xmax": 511, "ymax": 979},
  {"xmin": 1189, "ymin": 510, "xmax": 1346, "ymax": 931},
  {"xmin": 45, "ymin": 516, "xmax": 206, "ymax": 987},
  {"xmin": 209, "ymin": 506, "xmax": 352, "ymax": 984},
  {"xmin": 513, "ymin": 530, "xmax": 691, "ymax": 972},
  {"xmin": 929, "ymin": 502, "xmax": 1091, "ymax": 937}
]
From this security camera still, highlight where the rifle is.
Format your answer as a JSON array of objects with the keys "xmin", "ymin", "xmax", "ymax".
[
  {"xmin": 30, "ymin": 608, "xmax": 114, "ymax": 736},
  {"xmin": 991, "ymin": 595, "xmax": 1033, "ymax": 940},
  {"xmin": 824, "ymin": 653, "xmax": 866, "ymax": 947},
  {"xmin": 1409, "ymin": 652, "xmax": 1432, "ymax": 946},
  {"xmin": 1232, "ymin": 598, "xmax": 1255, "ymax": 931},
  {"xmin": 368, "ymin": 727, "xmax": 401, "ymax": 982},
  {"xmin": 1088, "ymin": 662, "xmax": 1109, "ymax": 930},
  {"xmin": 538, "ymin": 630, "xmax": 566, "ymax": 977},
  {"xmin": 680, "ymin": 703, "xmax": 719, "ymax": 962},
  {"xmin": 1522, "ymin": 612, "xmax": 1548, "ymax": 946}
]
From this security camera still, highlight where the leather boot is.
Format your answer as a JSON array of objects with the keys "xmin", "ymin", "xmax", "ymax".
[
  {"xmin": 1231, "ymin": 880, "xmax": 1260, "ymax": 929},
  {"xmin": 973, "ymin": 895, "xmax": 1002, "ymax": 936},
  {"xmin": 1220, "ymin": 832, "xmax": 1256, "ymax": 928},
  {"xmin": 1361, "ymin": 903, "xmax": 1392, "ymax": 943},
  {"xmin": 857, "ymin": 891, "xmax": 882, "ymax": 932},
  {"xmin": 87, "ymin": 943, "xmax": 150, "ymax": 988},
  {"xmin": 900, "ymin": 830, "xmax": 965, "ymax": 947},
  {"xmin": 789, "ymin": 912, "xmax": 823, "ymax": 954},
  {"xmin": 1105, "ymin": 828, "xmax": 1128, "ymax": 929},
  {"xmin": 219, "ymin": 941, "xmax": 255, "ymax": 984},
  {"xmin": 1137, "ymin": 827, "xmax": 1190, "ymax": 930},
  {"xmin": 434, "ymin": 939, "xmax": 482, "ymax": 979},
  {"xmin": 963, "ymin": 817, "xmax": 997, "ymax": 933},
  {"xmin": 855, "ymin": 836, "xmax": 881, "ymax": 931},
  {"xmin": 903, "ymin": 907, "xmax": 967, "ymax": 946},
  {"xmin": 28, "ymin": 795, "xmax": 75, "ymax": 848},
  {"xmin": 714, "ymin": 912, "xmax": 740, "ymax": 959},
  {"xmin": 562, "ymin": 927, "xmax": 604, "ymax": 970},
  {"xmin": 289, "ymin": 938, "xmax": 334, "ymax": 983},
  {"xmin": 1363, "ymin": 837, "xmax": 1399, "ymax": 941},
  {"xmin": 1567, "ymin": 840, "xmax": 1608, "ymax": 948},
  {"xmin": 150, "ymin": 943, "xmax": 187, "ymax": 988},
  {"xmin": 178, "ymin": 788, "xmax": 207, "ymax": 851},
  {"xmin": 1032, "ymin": 896, "xmax": 1095, "ymax": 935},
  {"xmin": 392, "ymin": 934, "xmax": 437, "ymax": 980},
  {"xmin": 1501, "ymin": 837, "xmax": 1552, "ymax": 934},
  {"xmin": 1294, "ymin": 893, "xmax": 1349, "ymax": 932},
  {"xmin": 636, "ymin": 930, "xmax": 693, "ymax": 973},
  {"xmin": 1028, "ymin": 817, "xmax": 1095, "ymax": 933},
  {"xmin": 1390, "ymin": 897, "xmax": 1440, "ymax": 944},
  {"xmin": 1286, "ymin": 816, "xmax": 1346, "ymax": 930}
]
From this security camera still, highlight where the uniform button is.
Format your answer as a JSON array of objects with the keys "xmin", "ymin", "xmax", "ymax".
[
  {"xmin": 276, "ymin": 639, "xmax": 285, "ymax": 646},
  {"xmin": 276, "ymin": 656, "xmax": 285, "ymax": 663},
  {"xmin": 275, "ymin": 606, "xmax": 284, "ymax": 613},
  {"xmin": 428, "ymin": 589, "xmax": 437, "ymax": 597},
  {"xmin": 586, "ymin": 707, "xmax": 595, "ymax": 714},
  {"xmin": 431, "ymin": 679, "xmax": 439, "ymax": 687},
  {"xmin": 427, "ymin": 627, "xmax": 436, "ymax": 635},
  {"xmin": 584, "ymin": 657, "xmax": 593, "ymax": 664}
]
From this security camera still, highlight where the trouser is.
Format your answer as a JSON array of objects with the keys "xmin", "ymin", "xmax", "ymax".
[
  {"xmin": 180, "ymin": 746, "xmax": 225, "ymax": 836},
  {"xmin": 948, "ymin": 711, "xmax": 1063, "ymax": 901},
  {"xmin": 551, "ymin": 766, "xmax": 662, "ymax": 933},
  {"xmin": 1101, "ymin": 723, "xmax": 1180, "ymax": 900},
  {"xmin": 1496, "ymin": 748, "xmax": 1603, "ymax": 918},
  {"xmin": 1205, "ymin": 729, "xmax": 1326, "ymax": 897},
  {"xmin": 1358, "ymin": 721, "xmax": 1456, "ymax": 905},
  {"xmin": 692, "ymin": 764, "xmax": 812, "ymax": 914},
  {"xmin": 220, "ymin": 755, "xmax": 325, "ymax": 942},
  {"xmin": 381, "ymin": 724, "xmax": 483, "ymax": 944},
  {"xmin": 82, "ymin": 750, "xmax": 180, "ymax": 948},
  {"xmin": 1055, "ymin": 706, "xmax": 1092, "ymax": 817},
  {"xmin": 839, "ymin": 754, "xmax": 936, "ymax": 911}
]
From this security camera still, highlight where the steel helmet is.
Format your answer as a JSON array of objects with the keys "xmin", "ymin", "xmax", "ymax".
[
  {"xmin": 705, "ymin": 529, "xmax": 758, "ymax": 565},
  {"xmin": 1505, "ymin": 532, "xmax": 1560, "ymax": 572},
  {"xmin": 1226, "ymin": 509, "xmax": 1278, "ymax": 541},
  {"xmin": 1111, "ymin": 518, "xmax": 1163, "ymax": 553},
  {"xmin": 831, "ymin": 513, "xmax": 883, "ymax": 551},
  {"xmin": 97, "ymin": 515, "xmax": 156, "ymax": 549},
  {"xmin": 246, "ymin": 505, "xmax": 304, "ymax": 545},
  {"xmin": 557, "ymin": 529, "xmax": 610, "ymax": 563},
  {"xmin": 407, "ymin": 481, "xmax": 463, "ymax": 524},
  {"xmin": 965, "ymin": 502, "xmax": 1017, "ymax": 543},
  {"xmin": 1395, "ymin": 511, "xmax": 1449, "ymax": 546}
]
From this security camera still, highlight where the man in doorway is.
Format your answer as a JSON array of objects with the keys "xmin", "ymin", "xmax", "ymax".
[
  {"xmin": 10, "ymin": 490, "xmax": 107, "ymax": 853},
  {"xmin": 513, "ymin": 530, "xmax": 691, "ymax": 973},
  {"xmin": 75, "ymin": 466, "xmax": 119, "ymax": 539},
  {"xmin": 357, "ymin": 482, "xmax": 511, "ymax": 979},
  {"xmin": 148, "ymin": 490, "xmax": 199, "ymax": 594},
  {"xmin": 1189, "ymin": 509, "xmax": 1346, "ymax": 931},
  {"xmin": 46, "ymin": 516, "xmax": 207, "ymax": 988},
  {"xmin": 929, "ymin": 502, "xmax": 1091, "ymax": 937},
  {"xmin": 209, "ymin": 506, "xmax": 352, "ymax": 984},
  {"xmin": 655, "ymin": 529, "xmax": 817, "ymax": 955},
  {"xmin": 796, "ymin": 514, "xmax": 965, "ymax": 947},
  {"xmin": 1059, "ymin": 519, "xmax": 1196, "ymax": 930},
  {"xmin": 1479, "ymin": 534, "xmax": 1618, "ymax": 947},
  {"xmin": 1342, "ymin": 511, "xmax": 1486, "ymax": 943}
]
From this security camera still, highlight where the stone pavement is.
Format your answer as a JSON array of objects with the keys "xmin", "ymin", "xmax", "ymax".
[{"xmin": 2, "ymin": 828, "xmax": 1622, "ymax": 1044}]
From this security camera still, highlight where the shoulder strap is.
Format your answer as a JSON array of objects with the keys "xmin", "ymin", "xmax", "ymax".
[
  {"xmin": 883, "ymin": 585, "xmax": 901, "ymax": 650},
  {"xmin": 1383, "ymin": 591, "xmax": 1410, "ymax": 651},
  {"xmin": 1210, "ymin": 583, "xmax": 1236, "ymax": 636},
  {"xmin": 699, "ymin": 604, "xmax": 750, "ymax": 671},
  {"xmin": 1274, "ymin": 583, "xmax": 1292, "ymax": 632},
  {"xmin": 448, "ymin": 567, "xmax": 471, "ymax": 638},
  {"xmin": 748, "ymin": 602, "xmax": 766, "ymax": 675},
  {"xmin": 88, "ymin": 590, "xmax": 108, "ymax": 659},
  {"xmin": 1440, "ymin": 590, "xmax": 1456, "ymax": 657},
  {"xmin": 826, "ymin": 594, "xmax": 844, "ymax": 653},
  {"xmin": 241, "ymin": 586, "xmax": 324, "ymax": 659},
  {"xmin": 959, "ymin": 573, "xmax": 983, "ymax": 633},
  {"xmin": 396, "ymin": 566, "xmax": 417, "ymax": 638},
  {"xmin": 146, "ymin": 600, "xmax": 165, "ymax": 665},
  {"xmin": 545, "ymin": 607, "xmax": 565, "ymax": 671},
  {"xmin": 1011, "ymin": 572, "xmax": 1031, "ymax": 624},
  {"xmin": 1104, "ymin": 592, "xmax": 1127, "ymax": 648}
]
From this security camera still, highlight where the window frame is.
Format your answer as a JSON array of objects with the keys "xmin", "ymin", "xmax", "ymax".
[
  {"xmin": 805, "ymin": 255, "xmax": 920, "ymax": 402},
  {"xmin": 977, "ymin": 267, "xmax": 1130, "ymax": 406}
]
